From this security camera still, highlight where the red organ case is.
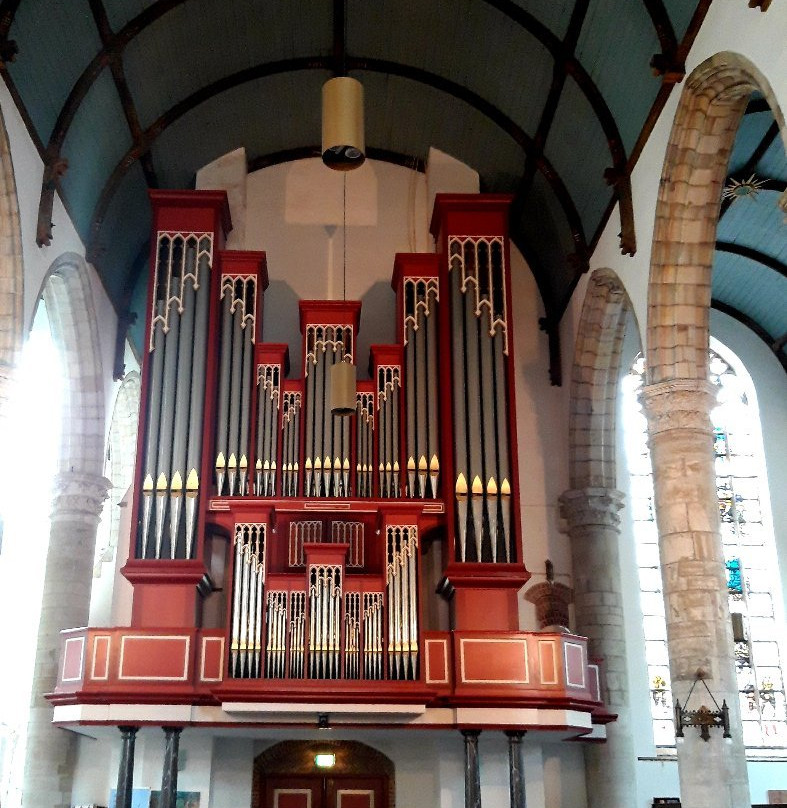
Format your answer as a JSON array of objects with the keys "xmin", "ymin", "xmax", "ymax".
[{"xmin": 51, "ymin": 190, "xmax": 612, "ymax": 734}]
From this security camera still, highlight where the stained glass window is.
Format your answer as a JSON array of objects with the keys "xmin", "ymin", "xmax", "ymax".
[{"xmin": 622, "ymin": 346, "xmax": 787, "ymax": 750}]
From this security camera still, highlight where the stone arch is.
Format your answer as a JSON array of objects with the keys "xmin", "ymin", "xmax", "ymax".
[
  {"xmin": 40, "ymin": 251, "xmax": 106, "ymax": 476},
  {"xmin": 567, "ymin": 268, "xmax": 635, "ymax": 490},
  {"xmin": 0, "ymin": 105, "xmax": 24, "ymax": 416},
  {"xmin": 560, "ymin": 267, "xmax": 638, "ymax": 808},
  {"xmin": 647, "ymin": 51, "xmax": 786, "ymax": 385},
  {"xmin": 252, "ymin": 740, "xmax": 395, "ymax": 808},
  {"xmin": 637, "ymin": 51, "xmax": 785, "ymax": 807},
  {"xmin": 22, "ymin": 252, "xmax": 110, "ymax": 808},
  {"xmin": 95, "ymin": 370, "xmax": 140, "ymax": 572}
]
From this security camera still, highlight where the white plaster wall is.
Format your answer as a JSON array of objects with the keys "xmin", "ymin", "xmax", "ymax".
[
  {"xmin": 70, "ymin": 730, "xmax": 591, "ymax": 808},
  {"xmin": 510, "ymin": 244, "xmax": 573, "ymax": 628},
  {"xmin": 244, "ymin": 158, "xmax": 429, "ymax": 376},
  {"xmin": 71, "ymin": 733, "xmax": 112, "ymax": 806},
  {"xmin": 208, "ymin": 737, "xmax": 255, "ymax": 808}
]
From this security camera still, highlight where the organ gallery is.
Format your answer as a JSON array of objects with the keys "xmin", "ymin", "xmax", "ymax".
[{"xmin": 50, "ymin": 189, "xmax": 611, "ymax": 807}]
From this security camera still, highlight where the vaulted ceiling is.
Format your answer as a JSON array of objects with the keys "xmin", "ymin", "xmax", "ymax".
[{"xmin": 1, "ymin": 1, "xmax": 782, "ymax": 375}]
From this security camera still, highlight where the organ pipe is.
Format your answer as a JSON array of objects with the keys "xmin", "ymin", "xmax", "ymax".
[{"xmin": 230, "ymin": 524, "xmax": 266, "ymax": 679}]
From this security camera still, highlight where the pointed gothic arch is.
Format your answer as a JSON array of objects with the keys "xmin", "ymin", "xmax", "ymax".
[
  {"xmin": 22, "ymin": 252, "xmax": 110, "ymax": 807},
  {"xmin": 0, "ymin": 104, "xmax": 24, "ymax": 417},
  {"xmin": 39, "ymin": 252, "xmax": 106, "ymax": 476},
  {"xmin": 640, "ymin": 51, "xmax": 787, "ymax": 807},
  {"xmin": 647, "ymin": 51, "xmax": 786, "ymax": 385},
  {"xmin": 568, "ymin": 268, "xmax": 636, "ymax": 491}
]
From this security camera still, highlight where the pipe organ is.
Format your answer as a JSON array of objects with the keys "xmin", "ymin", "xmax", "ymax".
[{"xmin": 124, "ymin": 190, "xmax": 528, "ymax": 687}]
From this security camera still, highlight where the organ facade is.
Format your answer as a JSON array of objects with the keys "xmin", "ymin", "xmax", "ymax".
[{"xmin": 50, "ymin": 190, "xmax": 612, "ymax": 803}]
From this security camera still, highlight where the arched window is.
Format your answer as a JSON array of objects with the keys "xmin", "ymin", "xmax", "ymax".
[
  {"xmin": 0, "ymin": 299, "xmax": 64, "ymax": 805},
  {"xmin": 622, "ymin": 342, "xmax": 787, "ymax": 750}
]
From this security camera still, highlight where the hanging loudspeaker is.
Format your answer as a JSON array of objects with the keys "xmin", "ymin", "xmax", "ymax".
[
  {"xmin": 322, "ymin": 76, "xmax": 365, "ymax": 170},
  {"xmin": 330, "ymin": 360, "xmax": 357, "ymax": 416}
]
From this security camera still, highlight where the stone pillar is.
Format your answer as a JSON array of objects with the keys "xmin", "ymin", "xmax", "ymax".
[
  {"xmin": 506, "ymin": 731, "xmax": 526, "ymax": 808},
  {"xmin": 559, "ymin": 486, "xmax": 637, "ymax": 808},
  {"xmin": 116, "ymin": 726, "xmax": 138, "ymax": 808},
  {"xmin": 160, "ymin": 726, "xmax": 183, "ymax": 808},
  {"xmin": 22, "ymin": 471, "xmax": 110, "ymax": 808},
  {"xmin": 641, "ymin": 380, "xmax": 749, "ymax": 807},
  {"xmin": 462, "ymin": 729, "xmax": 482, "ymax": 808}
]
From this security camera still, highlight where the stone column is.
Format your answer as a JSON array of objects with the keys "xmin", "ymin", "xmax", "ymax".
[
  {"xmin": 22, "ymin": 471, "xmax": 110, "ymax": 808},
  {"xmin": 160, "ymin": 726, "xmax": 183, "ymax": 808},
  {"xmin": 505, "ymin": 731, "xmax": 526, "ymax": 808},
  {"xmin": 462, "ymin": 729, "xmax": 482, "ymax": 808},
  {"xmin": 116, "ymin": 726, "xmax": 138, "ymax": 808},
  {"xmin": 642, "ymin": 380, "xmax": 749, "ymax": 807},
  {"xmin": 559, "ymin": 486, "xmax": 636, "ymax": 808}
]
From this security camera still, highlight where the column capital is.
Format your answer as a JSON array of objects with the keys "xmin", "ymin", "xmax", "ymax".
[
  {"xmin": 640, "ymin": 378, "xmax": 717, "ymax": 436},
  {"xmin": 559, "ymin": 487, "xmax": 624, "ymax": 530},
  {"xmin": 50, "ymin": 471, "xmax": 111, "ymax": 523}
]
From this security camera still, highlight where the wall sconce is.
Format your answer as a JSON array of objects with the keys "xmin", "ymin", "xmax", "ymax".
[
  {"xmin": 315, "ymin": 752, "xmax": 336, "ymax": 768},
  {"xmin": 674, "ymin": 670, "xmax": 731, "ymax": 742}
]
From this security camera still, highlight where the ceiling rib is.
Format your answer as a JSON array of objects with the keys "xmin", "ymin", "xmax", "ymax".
[
  {"xmin": 22, "ymin": 0, "xmax": 629, "ymax": 269},
  {"xmin": 482, "ymin": 0, "xmax": 634, "ymax": 255},
  {"xmin": 711, "ymin": 298, "xmax": 787, "ymax": 373},
  {"xmin": 509, "ymin": 0, "xmax": 588, "ymax": 386},
  {"xmin": 716, "ymin": 240, "xmax": 787, "ymax": 279},
  {"xmin": 87, "ymin": 56, "xmax": 588, "ymax": 268},
  {"xmin": 87, "ymin": 0, "xmax": 158, "ymax": 189},
  {"xmin": 511, "ymin": 0, "xmax": 588, "ymax": 249},
  {"xmin": 745, "ymin": 96, "xmax": 771, "ymax": 115},
  {"xmin": 0, "ymin": 0, "xmax": 21, "ymax": 40},
  {"xmin": 641, "ymin": 0, "xmax": 678, "ymax": 55}
]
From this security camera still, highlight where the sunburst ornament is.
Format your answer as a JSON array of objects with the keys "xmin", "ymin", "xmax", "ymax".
[{"xmin": 722, "ymin": 173, "xmax": 767, "ymax": 202}]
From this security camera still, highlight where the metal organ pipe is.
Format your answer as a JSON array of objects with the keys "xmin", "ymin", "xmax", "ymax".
[
  {"xmin": 215, "ymin": 291, "xmax": 233, "ymax": 495},
  {"xmin": 141, "ymin": 300, "xmax": 165, "ymax": 558},
  {"xmin": 184, "ymin": 245, "xmax": 212, "ymax": 558},
  {"xmin": 230, "ymin": 524, "xmax": 266, "ymax": 679},
  {"xmin": 446, "ymin": 235, "xmax": 512, "ymax": 565},
  {"xmin": 227, "ymin": 304, "xmax": 243, "ymax": 493},
  {"xmin": 425, "ymin": 296, "xmax": 439, "ymax": 497},
  {"xmin": 385, "ymin": 526, "xmax": 419, "ymax": 680},
  {"xmin": 414, "ymin": 312, "xmax": 428, "ymax": 492}
]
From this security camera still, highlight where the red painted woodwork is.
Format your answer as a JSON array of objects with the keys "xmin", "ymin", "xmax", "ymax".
[
  {"xmin": 122, "ymin": 560, "xmax": 208, "ymax": 627},
  {"xmin": 265, "ymin": 777, "xmax": 321, "ymax": 808},
  {"xmin": 125, "ymin": 190, "xmax": 232, "ymax": 629},
  {"xmin": 391, "ymin": 252, "xmax": 440, "ymax": 342},
  {"xmin": 327, "ymin": 778, "xmax": 384, "ymax": 808},
  {"xmin": 262, "ymin": 776, "xmax": 385, "ymax": 808},
  {"xmin": 54, "ymin": 191, "xmax": 616, "ymax": 740},
  {"xmin": 298, "ymin": 300, "xmax": 362, "ymax": 334},
  {"xmin": 423, "ymin": 633, "xmax": 452, "ymax": 689},
  {"xmin": 429, "ymin": 194, "xmax": 529, "ymax": 630}
]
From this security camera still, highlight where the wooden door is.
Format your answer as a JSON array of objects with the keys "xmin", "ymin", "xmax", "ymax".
[
  {"xmin": 263, "ymin": 775, "xmax": 386, "ymax": 808},
  {"xmin": 327, "ymin": 776, "xmax": 385, "ymax": 808},
  {"xmin": 265, "ymin": 775, "xmax": 324, "ymax": 808}
]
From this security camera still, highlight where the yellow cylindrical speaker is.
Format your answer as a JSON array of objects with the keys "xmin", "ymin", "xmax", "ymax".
[
  {"xmin": 322, "ymin": 76, "xmax": 365, "ymax": 170},
  {"xmin": 330, "ymin": 360, "xmax": 357, "ymax": 416}
]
